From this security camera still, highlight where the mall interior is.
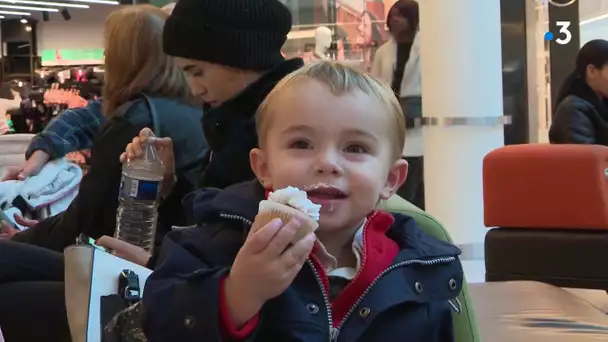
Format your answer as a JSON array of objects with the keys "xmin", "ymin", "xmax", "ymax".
[{"xmin": 0, "ymin": 0, "xmax": 607, "ymax": 341}]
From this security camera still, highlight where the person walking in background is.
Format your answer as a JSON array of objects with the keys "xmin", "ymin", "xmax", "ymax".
[
  {"xmin": 371, "ymin": 0, "xmax": 424, "ymax": 209},
  {"xmin": 550, "ymin": 39, "xmax": 608, "ymax": 145}
]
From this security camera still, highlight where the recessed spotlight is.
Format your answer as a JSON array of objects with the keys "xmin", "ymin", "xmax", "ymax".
[
  {"xmin": 24, "ymin": 25, "xmax": 31, "ymax": 32},
  {"xmin": 20, "ymin": 18, "xmax": 27, "ymax": 23}
]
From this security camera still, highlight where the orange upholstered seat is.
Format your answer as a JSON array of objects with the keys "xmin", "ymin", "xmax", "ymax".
[{"xmin": 483, "ymin": 144, "xmax": 608, "ymax": 230}]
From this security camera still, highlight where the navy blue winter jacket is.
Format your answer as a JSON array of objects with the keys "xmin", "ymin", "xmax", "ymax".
[{"xmin": 142, "ymin": 180, "xmax": 463, "ymax": 342}]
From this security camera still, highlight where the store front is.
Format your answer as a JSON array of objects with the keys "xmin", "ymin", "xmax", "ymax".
[{"xmin": 281, "ymin": 0, "xmax": 396, "ymax": 71}]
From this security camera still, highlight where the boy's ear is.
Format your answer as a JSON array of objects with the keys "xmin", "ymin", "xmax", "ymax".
[
  {"xmin": 379, "ymin": 158, "xmax": 408, "ymax": 200},
  {"xmin": 250, "ymin": 148, "xmax": 273, "ymax": 189}
]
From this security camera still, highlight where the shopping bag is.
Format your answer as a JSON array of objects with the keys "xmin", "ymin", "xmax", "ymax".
[{"xmin": 64, "ymin": 245, "xmax": 151, "ymax": 342}]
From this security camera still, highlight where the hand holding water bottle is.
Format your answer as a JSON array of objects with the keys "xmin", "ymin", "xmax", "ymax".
[
  {"xmin": 121, "ymin": 128, "xmax": 175, "ymax": 196},
  {"xmin": 116, "ymin": 129, "xmax": 166, "ymax": 252}
]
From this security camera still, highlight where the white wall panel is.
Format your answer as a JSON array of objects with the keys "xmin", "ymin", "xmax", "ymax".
[{"xmin": 36, "ymin": 5, "xmax": 117, "ymax": 54}]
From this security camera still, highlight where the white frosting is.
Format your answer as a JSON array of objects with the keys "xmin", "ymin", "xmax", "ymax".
[{"xmin": 268, "ymin": 186, "xmax": 321, "ymax": 221}]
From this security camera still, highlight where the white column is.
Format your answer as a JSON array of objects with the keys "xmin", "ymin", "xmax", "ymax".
[{"xmin": 419, "ymin": 0, "xmax": 505, "ymax": 258}]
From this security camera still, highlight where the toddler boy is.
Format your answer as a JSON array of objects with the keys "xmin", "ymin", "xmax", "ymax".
[{"xmin": 142, "ymin": 61, "xmax": 462, "ymax": 342}]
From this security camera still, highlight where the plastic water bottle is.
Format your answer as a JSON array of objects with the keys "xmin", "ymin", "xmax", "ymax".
[{"xmin": 115, "ymin": 137, "xmax": 165, "ymax": 252}]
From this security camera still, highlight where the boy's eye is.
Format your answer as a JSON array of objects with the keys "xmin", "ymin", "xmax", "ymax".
[
  {"xmin": 344, "ymin": 144, "xmax": 368, "ymax": 154},
  {"xmin": 289, "ymin": 140, "xmax": 311, "ymax": 149}
]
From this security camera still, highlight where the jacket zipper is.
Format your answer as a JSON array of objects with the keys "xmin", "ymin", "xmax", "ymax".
[
  {"xmin": 329, "ymin": 256, "xmax": 456, "ymax": 341},
  {"xmin": 218, "ymin": 213, "xmax": 456, "ymax": 342},
  {"xmin": 306, "ymin": 259, "xmax": 338, "ymax": 341},
  {"xmin": 221, "ymin": 213, "xmax": 337, "ymax": 339},
  {"xmin": 219, "ymin": 213, "xmax": 252, "ymax": 226}
]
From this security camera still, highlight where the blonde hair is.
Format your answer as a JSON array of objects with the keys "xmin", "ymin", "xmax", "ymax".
[
  {"xmin": 256, "ymin": 60, "xmax": 406, "ymax": 160},
  {"xmin": 102, "ymin": 5, "xmax": 192, "ymax": 117}
]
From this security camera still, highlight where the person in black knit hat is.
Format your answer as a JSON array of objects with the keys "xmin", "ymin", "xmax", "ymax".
[
  {"xmin": 123, "ymin": 0, "xmax": 304, "ymax": 198},
  {"xmin": 103, "ymin": 0, "xmax": 305, "ymax": 276}
]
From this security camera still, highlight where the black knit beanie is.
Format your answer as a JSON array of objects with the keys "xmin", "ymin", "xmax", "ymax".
[{"xmin": 164, "ymin": 0, "xmax": 292, "ymax": 71}]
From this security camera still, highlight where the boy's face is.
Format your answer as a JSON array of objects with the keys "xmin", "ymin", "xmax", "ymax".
[{"xmin": 251, "ymin": 79, "xmax": 408, "ymax": 233}]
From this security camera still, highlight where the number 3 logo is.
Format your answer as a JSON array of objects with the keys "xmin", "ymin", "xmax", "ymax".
[{"xmin": 556, "ymin": 21, "xmax": 572, "ymax": 45}]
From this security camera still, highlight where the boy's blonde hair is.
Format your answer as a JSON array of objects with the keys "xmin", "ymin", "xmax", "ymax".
[{"xmin": 256, "ymin": 61, "xmax": 406, "ymax": 160}]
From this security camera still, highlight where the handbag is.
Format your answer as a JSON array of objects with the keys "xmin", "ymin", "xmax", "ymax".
[
  {"xmin": 102, "ymin": 301, "xmax": 146, "ymax": 342},
  {"xmin": 64, "ymin": 94, "xmax": 159, "ymax": 342},
  {"xmin": 64, "ymin": 245, "xmax": 152, "ymax": 342},
  {"xmin": 101, "ymin": 272, "xmax": 147, "ymax": 342}
]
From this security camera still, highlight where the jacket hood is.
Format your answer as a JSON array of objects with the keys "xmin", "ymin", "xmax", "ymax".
[{"xmin": 185, "ymin": 180, "xmax": 461, "ymax": 259}]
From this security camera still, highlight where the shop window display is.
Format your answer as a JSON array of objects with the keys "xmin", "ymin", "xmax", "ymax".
[{"xmin": 282, "ymin": 0, "xmax": 395, "ymax": 71}]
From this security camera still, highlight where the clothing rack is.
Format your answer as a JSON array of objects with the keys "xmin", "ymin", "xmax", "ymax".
[{"xmin": 8, "ymin": 87, "xmax": 83, "ymax": 134}]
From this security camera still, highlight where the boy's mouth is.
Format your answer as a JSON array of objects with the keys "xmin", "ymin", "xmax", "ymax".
[{"xmin": 305, "ymin": 184, "xmax": 348, "ymax": 200}]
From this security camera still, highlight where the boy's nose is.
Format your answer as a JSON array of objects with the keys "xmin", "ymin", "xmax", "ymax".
[{"xmin": 313, "ymin": 150, "xmax": 342, "ymax": 175}]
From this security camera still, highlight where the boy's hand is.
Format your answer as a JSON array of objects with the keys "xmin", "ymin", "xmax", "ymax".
[{"xmin": 224, "ymin": 217, "xmax": 316, "ymax": 326}]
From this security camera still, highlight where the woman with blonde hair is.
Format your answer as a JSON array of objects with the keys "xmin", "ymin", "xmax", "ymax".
[
  {"xmin": 0, "ymin": 5, "xmax": 207, "ymax": 341},
  {"xmin": 1, "ymin": 2, "xmax": 178, "ymax": 181}
]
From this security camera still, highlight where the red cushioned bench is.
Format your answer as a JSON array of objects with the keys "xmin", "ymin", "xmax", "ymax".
[{"xmin": 483, "ymin": 144, "xmax": 608, "ymax": 289}]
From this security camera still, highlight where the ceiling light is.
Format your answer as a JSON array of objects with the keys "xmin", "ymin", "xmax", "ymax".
[
  {"xmin": 0, "ymin": 4, "xmax": 59, "ymax": 11},
  {"xmin": 63, "ymin": 0, "xmax": 118, "ymax": 4},
  {"xmin": 24, "ymin": 24, "xmax": 31, "ymax": 31},
  {"xmin": 20, "ymin": 17, "xmax": 25, "ymax": 22},
  {"xmin": 0, "ymin": 15, "xmax": 4, "ymax": 18},
  {"xmin": 0, "ymin": 10, "xmax": 30, "ymax": 15},
  {"xmin": 0, "ymin": 0, "xmax": 89, "ymax": 9}
]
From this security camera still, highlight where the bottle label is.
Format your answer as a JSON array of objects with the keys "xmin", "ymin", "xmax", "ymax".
[{"xmin": 120, "ymin": 175, "xmax": 161, "ymax": 201}]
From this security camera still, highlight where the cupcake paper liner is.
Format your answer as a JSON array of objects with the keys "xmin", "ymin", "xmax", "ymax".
[{"xmin": 258, "ymin": 200, "xmax": 319, "ymax": 243}]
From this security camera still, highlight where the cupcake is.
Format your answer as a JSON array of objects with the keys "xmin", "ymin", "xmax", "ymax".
[{"xmin": 258, "ymin": 186, "xmax": 321, "ymax": 243}]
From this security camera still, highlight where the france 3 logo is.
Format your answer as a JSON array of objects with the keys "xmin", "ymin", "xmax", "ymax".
[
  {"xmin": 544, "ymin": 21, "xmax": 572, "ymax": 45},
  {"xmin": 541, "ymin": 0, "xmax": 577, "ymax": 45},
  {"xmin": 542, "ymin": 0, "xmax": 577, "ymax": 6}
]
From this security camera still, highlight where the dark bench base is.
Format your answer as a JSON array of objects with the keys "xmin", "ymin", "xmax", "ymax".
[{"xmin": 485, "ymin": 228, "xmax": 608, "ymax": 290}]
